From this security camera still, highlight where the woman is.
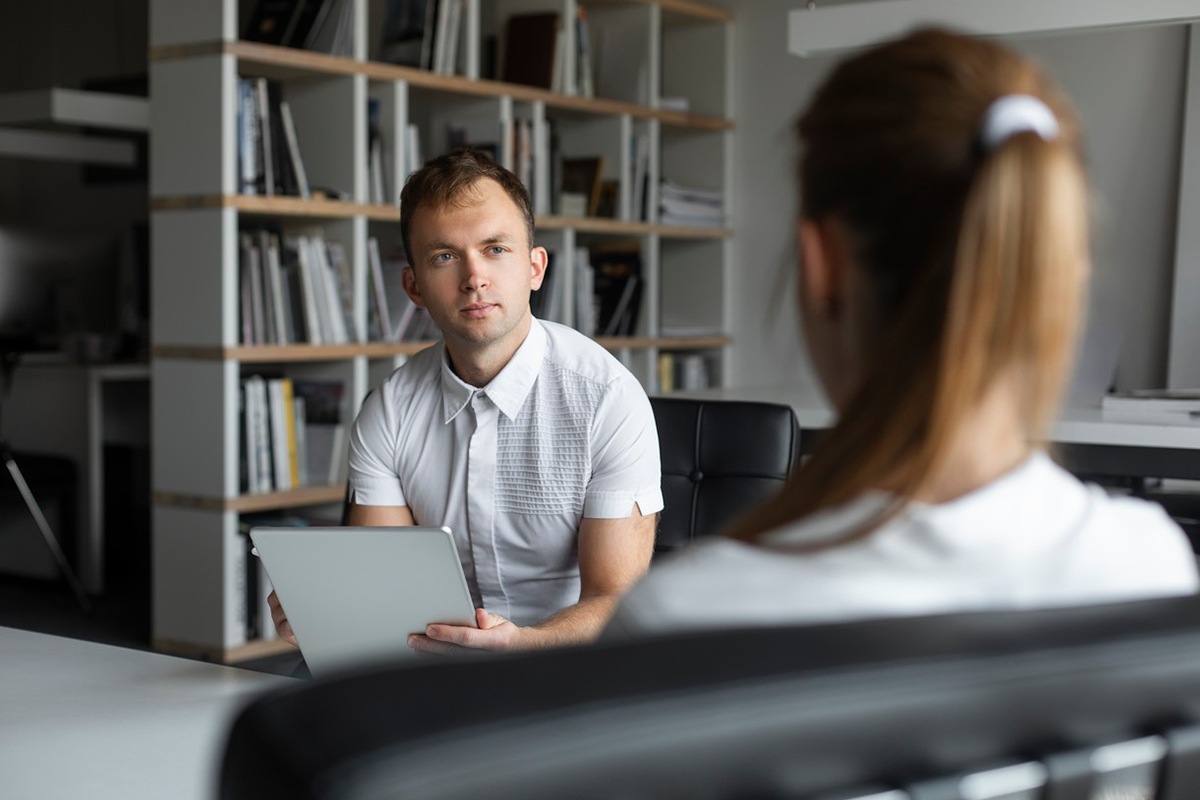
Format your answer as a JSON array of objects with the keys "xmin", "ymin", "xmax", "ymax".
[{"xmin": 606, "ymin": 28, "xmax": 1198, "ymax": 636}]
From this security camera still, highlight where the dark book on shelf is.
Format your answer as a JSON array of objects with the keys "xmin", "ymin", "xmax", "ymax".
[
  {"xmin": 379, "ymin": 0, "xmax": 435, "ymax": 67},
  {"xmin": 592, "ymin": 249, "xmax": 642, "ymax": 337},
  {"xmin": 285, "ymin": 0, "xmax": 333, "ymax": 48},
  {"xmin": 502, "ymin": 12, "xmax": 559, "ymax": 89},
  {"xmin": 243, "ymin": 0, "xmax": 302, "ymax": 45},
  {"xmin": 562, "ymin": 156, "xmax": 604, "ymax": 217}
]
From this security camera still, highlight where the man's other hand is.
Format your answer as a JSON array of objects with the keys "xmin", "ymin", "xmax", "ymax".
[
  {"xmin": 407, "ymin": 608, "xmax": 524, "ymax": 656},
  {"xmin": 267, "ymin": 590, "xmax": 298, "ymax": 647}
]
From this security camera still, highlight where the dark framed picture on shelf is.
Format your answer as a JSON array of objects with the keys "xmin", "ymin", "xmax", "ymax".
[{"xmin": 561, "ymin": 157, "xmax": 604, "ymax": 218}]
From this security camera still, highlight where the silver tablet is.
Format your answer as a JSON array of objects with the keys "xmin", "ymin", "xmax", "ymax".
[{"xmin": 250, "ymin": 525, "xmax": 477, "ymax": 677}]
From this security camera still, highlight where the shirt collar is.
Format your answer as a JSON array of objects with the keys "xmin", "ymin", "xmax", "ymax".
[{"xmin": 440, "ymin": 319, "xmax": 547, "ymax": 424}]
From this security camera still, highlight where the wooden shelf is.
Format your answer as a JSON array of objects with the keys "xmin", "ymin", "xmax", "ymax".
[
  {"xmin": 153, "ymin": 484, "xmax": 346, "ymax": 513},
  {"xmin": 599, "ymin": 335, "xmax": 731, "ymax": 351},
  {"xmin": 147, "ymin": 40, "xmax": 733, "ymax": 132},
  {"xmin": 148, "ymin": 195, "xmax": 731, "ymax": 237},
  {"xmin": 153, "ymin": 337, "xmax": 726, "ymax": 362},
  {"xmin": 153, "ymin": 635, "xmax": 297, "ymax": 664},
  {"xmin": 537, "ymin": 215, "xmax": 731, "ymax": 238},
  {"xmin": 151, "ymin": 342, "xmax": 436, "ymax": 362}
]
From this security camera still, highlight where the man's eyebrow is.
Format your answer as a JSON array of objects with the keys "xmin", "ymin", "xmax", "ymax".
[{"xmin": 421, "ymin": 233, "xmax": 514, "ymax": 254}]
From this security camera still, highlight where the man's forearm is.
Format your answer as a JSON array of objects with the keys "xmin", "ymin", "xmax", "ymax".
[{"xmin": 521, "ymin": 594, "xmax": 622, "ymax": 649}]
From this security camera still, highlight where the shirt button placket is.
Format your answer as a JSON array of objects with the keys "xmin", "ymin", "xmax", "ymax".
[{"xmin": 466, "ymin": 392, "xmax": 505, "ymax": 617}]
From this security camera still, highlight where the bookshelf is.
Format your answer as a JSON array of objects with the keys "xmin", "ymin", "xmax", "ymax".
[{"xmin": 148, "ymin": 0, "xmax": 733, "ymax": 662}]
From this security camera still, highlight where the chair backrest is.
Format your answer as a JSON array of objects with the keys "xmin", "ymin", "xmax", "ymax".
[
  {"xmin": 650, "ymin": 397, "xmax": 801, "ymax": 556},
  {"xmin": 220, "ymin": 593, "xmax": 1200, "ymax": 800}
]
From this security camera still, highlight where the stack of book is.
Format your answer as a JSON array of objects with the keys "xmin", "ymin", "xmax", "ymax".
[
  {"xmin": 659, "ymin": 179, "xmax": 725, "ymax": 228},
  {"xmin": 1100, "ymin": 389, "xmax": 1200, "ymax": 421},
  {"xmin": 239, "ymin": 229, "xmax": 359, "ymax": 346},
  {"xmin": 239, "ymin": 376, "xmax": 348, "ymax": 495}
]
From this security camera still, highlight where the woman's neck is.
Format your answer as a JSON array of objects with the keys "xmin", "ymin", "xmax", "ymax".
[{"xmin": 908, "ymin": 383, "xmax": 1034, "ymax": 505}]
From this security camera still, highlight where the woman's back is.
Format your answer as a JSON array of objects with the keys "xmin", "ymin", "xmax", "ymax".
[{"xmin": 607, "ymin": 453, "xmax": 1197, "ymax": 636}]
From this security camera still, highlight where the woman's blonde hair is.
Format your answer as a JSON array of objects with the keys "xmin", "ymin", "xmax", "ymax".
[{"xmin": 727, "ymin": 28, "xmax": 1089, "ymax": 544}]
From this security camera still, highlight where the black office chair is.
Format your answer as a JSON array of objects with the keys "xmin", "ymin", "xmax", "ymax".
[
  {"xmin": 220, "ymin": 592, "xmax": 1200, "ymax": 800},
  {"xmin": 649, "ymin": 397, "xmax": 801, "ymax": 557}
]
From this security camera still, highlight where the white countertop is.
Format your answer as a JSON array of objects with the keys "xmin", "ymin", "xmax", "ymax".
[
  {"xmin": 0, "ymin": 627, "xmax": 291, "ymax": 800},
  {"xmin": 666, "ymin": 385, "xmax": 1200, "ymax": 450}
]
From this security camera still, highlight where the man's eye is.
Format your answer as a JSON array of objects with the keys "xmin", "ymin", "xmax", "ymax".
[
  {"xmin": 434, "ymin": 252, "xmax": 454, "ymax": 263},
  {"xmin": 488, "ymin": 246, "xmax": 506, "ymax": 255}
]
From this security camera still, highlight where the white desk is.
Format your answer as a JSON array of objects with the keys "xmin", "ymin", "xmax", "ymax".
[
  {"xmin": 670, "ymin": 384, "xmax": 1200, "ymax": 452},
  {"xmin": 0, "ymin": 626, "xmax": 290, "ymax": 800}
]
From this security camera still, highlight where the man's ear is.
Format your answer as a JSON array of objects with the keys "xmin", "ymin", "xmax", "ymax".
[
  {"xmin": 798, "ymin": 217, "xmax": 844, "ymax": 321},
  {"xmin": 529, "ymin": 246, "xmax": 548, "ymax": 291},
  {"xmin": 402, "ymin": 266, "xmax": 425, "ymax": 308}
]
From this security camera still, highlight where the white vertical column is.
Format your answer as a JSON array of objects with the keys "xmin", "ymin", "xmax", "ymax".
[
  {"xmin": 1169, "ymin": 24, "xmax": 1200, "ymax": 388},
  {"xmin": 648, "ymin": 3, "xmax": 662, "ymax": 108},
  {"xmin": 499, "ymin": 94, "xmax": 515, "ymax": 170},
  {"xmin": 532, "ymin": 100, "xmax": 549, "ymax": 215},
  {"xmin": 465, "ymin": 0, "xmax": 482, "ymax": 80}
]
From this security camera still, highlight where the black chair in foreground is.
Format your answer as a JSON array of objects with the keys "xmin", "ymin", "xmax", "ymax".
[
  {"xmin": 220, "ymin": 593, "xmax": 1200, "ymax": 800},
  {"xmin": 649, "ymin": 397, "xmax": 801, "ymax": 557}
]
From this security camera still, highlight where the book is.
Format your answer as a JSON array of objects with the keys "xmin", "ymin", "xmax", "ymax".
[
  {"xmin": 268, "ymin": 378, "xmax": 294, "ymax": 491},
  {"xmin": 243, "ymin": 375, "xmax": 274, "ymax": 492},
  {"xmin": 502, "ymin": 13, "xmax": 560, "ymax": 90},
  {"xmin": 251, "ymin": 78, "xmax": 276, "ymax": 196},
  {"xmin": 278, "ymin": 100, "xmax": 311, "ymax": 199},
  {"xmin": 368, "ymin": 236, "xmax": 393, "ymax": 341},
  {"xmin": 237, "ymin": 78, "xmax": 260, "ymax": 195},
  {"xmin": 574, "ymin": 247, "xmax": 595, "ymax": 337},
  {"xmin": 326, "ymin": 242, "xmax": 360, "ymax": 341}
]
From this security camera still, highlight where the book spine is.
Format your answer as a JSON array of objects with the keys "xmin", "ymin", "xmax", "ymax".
[
  {"xmin": 255, "ymin": 78, "xmax": 276, "ymax": 196},
  {"xmin": 283, "ymin": 378, "xmax": 300, "ymax": 488},
  {"xmin": 279, "ymin": 100, "xmax": 311, "ymax": 200},
  {"xmin": 268, "ymin": 378, "xmax": 292, "ymax": 491}
]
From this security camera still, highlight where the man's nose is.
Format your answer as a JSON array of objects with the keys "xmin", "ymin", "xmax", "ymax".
[{"xmin": 461, "ymin": 254, "xmax": 490, "ymax": 292}]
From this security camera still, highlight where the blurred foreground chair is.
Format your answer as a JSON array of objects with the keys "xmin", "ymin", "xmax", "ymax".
[
  {"xmin": 220, "ymin": 593, "xmax": 1200, "ymax": 800},
  {"xmin": 649, "ymin": 397, "xmax": 801, "ymax": 557}
]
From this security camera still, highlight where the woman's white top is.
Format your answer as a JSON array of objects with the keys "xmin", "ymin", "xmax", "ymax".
[{"xmin": 606, "ymin": 452, "xmax": 1199, "ymax": 637}]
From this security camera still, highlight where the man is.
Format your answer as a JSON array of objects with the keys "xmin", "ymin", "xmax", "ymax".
[{"xmin": 270, "ymin": 149, "xmax": 662, "ymax": 654}]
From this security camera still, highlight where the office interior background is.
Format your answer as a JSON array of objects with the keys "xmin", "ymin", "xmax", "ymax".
[{"xmin": 0, "ymin": 0, "xmax": 1195, "ymax": 658}]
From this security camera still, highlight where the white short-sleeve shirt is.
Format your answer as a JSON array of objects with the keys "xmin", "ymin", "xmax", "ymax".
[
  {"xmin": 349, "ymin": 318, "xmax": 663, "ymax": 626},
  {"xmin": 606, "ymin": 452, "xmax": 1199, "ymax": 637}
]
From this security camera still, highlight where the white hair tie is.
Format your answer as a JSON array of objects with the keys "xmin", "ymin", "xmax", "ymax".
[{"xmin": 979, "ymin": 94, "xmax": 1059, "ymax": 150}]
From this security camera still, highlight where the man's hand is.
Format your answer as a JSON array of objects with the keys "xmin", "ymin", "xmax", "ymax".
[
  {"xmin": 407, "ymin": 608, "xmax": 525, "ymax": 656},
  {"xmin": 266, "ymin": 590, "xmax": 298, "ymax": 647}
]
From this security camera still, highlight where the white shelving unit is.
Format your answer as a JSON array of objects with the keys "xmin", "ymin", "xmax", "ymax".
[{"xmin": 148, "ymin": 0, "xmax": 734, "ymax": 661}]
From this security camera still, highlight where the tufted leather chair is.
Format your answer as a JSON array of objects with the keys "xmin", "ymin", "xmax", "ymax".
[{"xmin": 649, "ymin": 397, "xmax": 802, "ymax": 558}]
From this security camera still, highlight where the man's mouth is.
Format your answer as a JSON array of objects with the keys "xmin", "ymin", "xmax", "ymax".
[{"xmin": 461, "ymin": 303, "xmax": 497, "ymax": 319}]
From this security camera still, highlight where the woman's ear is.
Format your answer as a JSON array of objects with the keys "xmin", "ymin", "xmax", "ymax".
[{"xmin": 798, "ymin": 218, "xmax": 844, "ymax": 321}]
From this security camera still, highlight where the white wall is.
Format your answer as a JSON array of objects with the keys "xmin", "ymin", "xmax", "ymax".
[{"xmin": 716, "ymin": 0, "xmax": 1188, "ymax": 394}]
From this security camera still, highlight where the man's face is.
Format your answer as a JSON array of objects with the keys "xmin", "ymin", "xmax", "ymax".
[{"xmin": 404, "ymin": 178, "xmax": 546, "ymax": 354}]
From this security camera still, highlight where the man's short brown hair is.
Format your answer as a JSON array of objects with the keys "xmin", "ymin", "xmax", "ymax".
[{"xmin": 399, "ymin": 148, "xmax": 536, "ymax": 266}]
